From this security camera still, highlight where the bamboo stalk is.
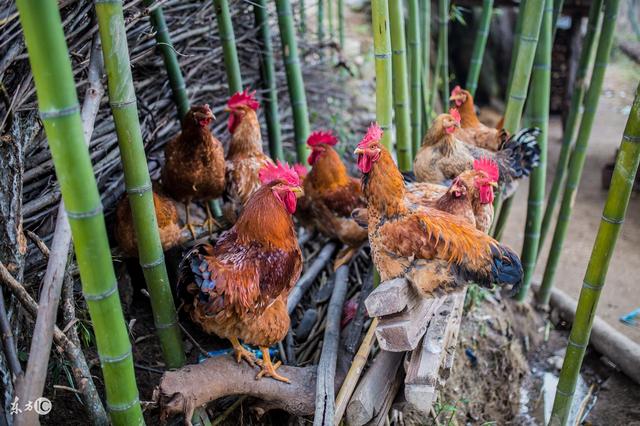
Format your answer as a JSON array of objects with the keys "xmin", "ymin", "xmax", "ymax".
[
  {"xmin": 516, "ymin": 0, "xmax": 552, "ymax": 301},
  {"xmin": 214, "ymin": 0, "xmax": 242, "ymax": 94},
  {"xmin": 142, "ymin": 0, "xmax": 190, "ymax": 120},
  {"xmin": 300, "ymin": 0, "xmax": 306, "ymax": 35},
  {"xmin": 94, "ymin": 1, "xmax": 185, "ymax": 370},
  {"xmin": 505, "ymin": 0, "xmax": 527, "ymax": 96},
  {"xmin": 372, "ymin": 0, "xmax": 394, "ymax": 152},
  {"xmin": 492, "ymin": 194, "xmax": 513, "ymax": 240},
  {"xmin": 318, "ymin": 0, "xmax": 324, "ymax": 45},
  {"xmin": 327, "ymin": 0, "xmax": 334, "ymax": 42},
  {"xmin": 15, "ymin": 1, "xmax": 144, "ymax": 424},
  {"xmin": 389, "ymin": 0, "xmax": 412, "ymax": 170},
  {"xmin": 275, "ymin": 0, "xmax": 312, "ymax": 163},
  {"xmin": 420, "ymin": 0, "xmax": 431, "ymax": 130},
  {"xmin": 338, "ymin": 0, "xmax": 344, "ymax": 47},
  {"xmin": 437, "ymin": 0, "xmax": 449, "ymax": 112},
  {"xmin": 550, "ymin": 80, "xmax": 639, "ymax": 426},
  {"xmin": 537, "ymin": 0, "xmax": 620, "ymax": 307},
  {"xmin": 538, "ymin": 0, "xmax": 603, "ymax": 257},
  {"xmin": 254, "ymin": 0, "xmax": 284, "ymax": 161},
  {"xmin": 465, "ymin": 0, "xmax": 493, "ymax": 97},
  {"xmin": 552, "ymin": 0, "xmax": 565, "ymax": 41},
  {"xmin": 408, "ymin": 0, "xmax": 422, "ymax": 158}
]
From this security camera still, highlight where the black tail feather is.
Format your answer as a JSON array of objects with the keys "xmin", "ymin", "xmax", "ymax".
[
  {"xmin": 489, "ymin": 244, "xmax": 523, "ymax": 296},
  {"xmin": 177, "ymin": 243, "xmax": 215, "ymax": 307},
  {"xmin": 501, "ymin": 128, "xmax": 541, "ymax": 180},
  {"xmin": 402, "ymin": 170, "xmax": 417, "ymax": 183}
]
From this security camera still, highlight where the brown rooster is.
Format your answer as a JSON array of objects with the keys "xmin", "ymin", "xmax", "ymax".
[
  {"xmin": 354, "ymin": 124, "xmax": 522, "ymax": 298},
  {"xmin": 414, "ymin": 110, "xmax": 540, "ymax": 190},
  {"xmin": 224, "ymin": 89, "xmax": 274, "ymax": 222},
  {"xmin": 114, "ymin": 189, "xmax": 181, "ymax": 257},
  {"xmin": 352, "ymin": 158, "xmax": 499, "ymax": 233},
  {"xmin": 296, "ymin": 130, "xmax": 367, "ymax": 269},
  {"xmin": 162, "ymin": 104, "xmax": 225, "ymax": 237},
  {"xmin": 177, "ymin": 162, "xmax": 303, "ymax": 383},
  {"xmin": 449, "ymin": 86, "xmax": 506, "ymax": 151}
]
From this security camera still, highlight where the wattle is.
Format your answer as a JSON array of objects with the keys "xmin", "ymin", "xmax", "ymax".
[
  {"xmin": 228, "ymin": 113, "xmax": 239, "ymax": 134},
  {"xmin": 308, "ymin": 149, "xmax": 321, "ymax": 166},
  {"xmin": 445, "ymin": 126, "xmax": 456, "ymax": 135},
  {"xmin": 357, "ymin": 154, "xmax": 372, "ymax": 173},
  {"xmin": 479, "ymin": 186, "xmax": 494, "ymax": 204}
]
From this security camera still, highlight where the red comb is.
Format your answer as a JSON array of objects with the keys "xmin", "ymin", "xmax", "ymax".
[
  {"xmin": 227, "ymin": 88, "xmax": 260, "ymax": 111},
  {"xmin": 451, "ymin": 85, "xmax": 463, "ymax": 97},
  {"xmin": 293, "ymin": 163, "xmax": 308, "ymax": 179},
  {"xmin": 474, "ymin": 157, "xmax": 499, "ymax": 182},
  {"xmin": 449, "ymin": 108, "xmax": 461, "ymax": 124},
  {"xmin": 259, "ymin": 161, "xmax": 301, "ymax": 186},
  {"xmin": 307, "ymin": 130, "xmax": 338, "ymax": 147},
  {"xmin": 357, "ymin": 123, "xmax": 383, "ymax": 148}
]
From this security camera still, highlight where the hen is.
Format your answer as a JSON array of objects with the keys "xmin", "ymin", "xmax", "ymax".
[
  {"xmin": 162, "ymin": 104, "xmax": 225, "ymax": 236},
  {"xmin": 295, "ymin": 130, "xmax": 367, "ymax": 268},
  {"xmin": 224, "ymin": 89, "xmax": 274, "ymax": 222},
  {"xmin": 449, "ymin": 86, "xmax": 506, "ymax": 151},
  {"xmin": 114, "ymin": 188, "xmax": 181, "ymax": 257},
  {"xmin": 177, "ymin": 162, "xmax": 303, "ymax": 383},
  {"xmin": 414, "ymin": 110, "xmax": 540, "ymax": 191},
  {"xmin": 352, "ymin": 157, "xmax": 499, "ymax": 233},
  {"xmin": 355, "ymin": 124, "xmax": 522, "ymax": 298}
]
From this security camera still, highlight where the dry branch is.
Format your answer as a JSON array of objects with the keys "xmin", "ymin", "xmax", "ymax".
[
  {"xmin": 287, "ymin": 242, "xmax": 337, "ymax": 314},
  {"xmin": 156, "ymin": 356, "xmax": 318, "ymax": 423}
]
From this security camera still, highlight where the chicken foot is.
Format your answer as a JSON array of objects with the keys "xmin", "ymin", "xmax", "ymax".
[
  {"xmin": 183, "ymin": 201, "xmax": 198, "ymax": 239},
  {"xmin": 256, "ymin": 347, "xmax": 290, "ymax": 383},
  {"xmin": 201, "ymin": 202, "xmax": 221, "ymax": 235},
  {"xmin": 229, "ymin": 336, "xmax": 258, "ymax": 367}
]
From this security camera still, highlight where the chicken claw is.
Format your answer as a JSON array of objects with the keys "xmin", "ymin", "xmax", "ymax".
[
  {"xmin": 183, "ymin": 201, "xmax": 198, "ymax": 239},
  {"xmin": 201, "ymin": 203, "xmax": 221, "ymax": 235},
  {"xmin": 256, "ymin": 347, "xmax": 290, "ymax": 383},
  {"xmin": 230, "ymin": 337, "xmax": 257, "ymax": 367}
]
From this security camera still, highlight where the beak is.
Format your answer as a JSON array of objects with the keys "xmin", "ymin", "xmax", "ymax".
[
  {"xmin": 223, "ymin": 106, "xmax": 231, "ymax": 113},
  {"xmin": 490, "ymin": 182, "xmax": 498, "ymax": 188},
  {"xmin": 292, "ymin": 186, "xmax": 304, "ymax": 198},
  {"xmin": 449, "ymin": 95, "xmax": 456, "ymax": 102},
  {"xmin": 354, "ymin": 147, "xmax": 364, "ymax": 155}
]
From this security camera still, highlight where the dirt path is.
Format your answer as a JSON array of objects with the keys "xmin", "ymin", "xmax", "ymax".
[{"xmin": 501, "ymin": 61, "xmax": 640, "ymax": 343}]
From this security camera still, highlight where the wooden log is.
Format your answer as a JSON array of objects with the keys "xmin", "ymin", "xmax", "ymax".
[
  {"xmin": 365, "ymin": 278, "xmax": 417, "ymax": 317},
  {"xmin": 345, "ymin": 350, "xmax": 404, "ymax": 426},
  {"xmin": 314, "ymin": 265, "xmax": 349, "ymax": 426},
  {"xmin": 439, "ymin": 289, "xmax": 465, "ymax": 380},
  {"xmin": 365, "ymin": 366, "xmax": 404, "ymax": 426},
  {"xmin": 156, "ymin": 356, "xmax": 317, "ymax": 423},
  {"xmin": 288, "ymin": 242, "xmax": 337, "ymax": 314},
  {"xmin": 404, "ymin": 292, "xmax": 465, "ymax": 413},
  {"xmin": 375, "ymin": 297, "xmax": 444, "ymax": 352}
]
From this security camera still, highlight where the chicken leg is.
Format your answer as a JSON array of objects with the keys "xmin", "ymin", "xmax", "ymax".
[
  {"xmin": 184, "ymin": 201, "xmax": 198, "ymax": 239},
  {"xmin": 230, "ymin": 336, "xmax": 257, "ymax": 367},
  {"xmin": 256, "ymin": 346, "xmax": 290, "ymax": 383},
  {"xmin": 201, "ymin": 202, "xmax": 221, "ymax": 235}
]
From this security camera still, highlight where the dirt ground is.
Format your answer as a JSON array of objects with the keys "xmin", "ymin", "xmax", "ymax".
[{"xmin": 501, "ymin": 59, "xmax": 640, "ymax": 343}]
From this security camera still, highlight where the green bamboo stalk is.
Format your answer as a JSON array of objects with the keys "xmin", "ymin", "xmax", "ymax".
[
  {"xmin": 254, "ymin": 0, "xmax": 284, "ymax": 161},
  {"xmin": 538, "ymin": 0, "xmax": 603, "ymax": 257},
  {"xmin": 327, "ymin": 0, "xmax": 334, "ymax": 40},
  {"xmin": 438, "ymin": 0, "xmax": 449, "ymax": 112},
  {"xmin": 372, "ymin": 0, "xmax": 394, "ymax": 152},
  {"xmin": 505, "ymin": 0, "xmax": 527, "ymax": 96},
  {"xmin": 492, "ymin": 195, "xmax": 513, "ymax": 240},
  {"xmin": 300, "ymin": 0, "xmax": 306, "ymax": 34},
  {"xmin": 551, "ymin": 0, "xmax": 565, "ymax": 40},
  {"xmin": 214, "ymin": 0, "xmax": 242, "ymax": 94},
  {"xmin": 389, "ymin": 0, "xmax": 412, "ymax": 170},
  {"xmin": 408, "ymin": 0, "xmax": 422, "ymax": 157},
  {"xmin": 318, "ymin": 0, "xmax": 324, "ymax": 45},
  {"xmin": 276, "ymin": 0, "xmax": 312, "ymax": 162},
  {"xmin": 429, "ymin": 44, "xmax": 441, "ymax": 115},
  {"xmin": 537, "ymin": 0, "xmax": 620, "ymax": 307},
  {"xmin": 420, "ymin": 0, "xmax": 432, "ymax": 130},
  {"xmin": 94, "ymin": 2, "xmax": 185, "ymax": 370},
  {"xmin": 15, "ymin": 2, "xmax": 144, "ymax": 424},
  {"xmin": 516, "ymin": 0, "xmax": 552, "ymax": 301},
  {"xmin": 550, "ymin": 81, "xmax": 639, "ymax": 426},
  {"xmin": 465, "ymin": 0, "xmax": 493, "ymax": 97},
  {"xmin": 142, "ymin": 0, "xmax": 189, "ymax": 120},
  {"xmin": 338, "ymin": 0, "xmax": 345, "ymax": 47}
]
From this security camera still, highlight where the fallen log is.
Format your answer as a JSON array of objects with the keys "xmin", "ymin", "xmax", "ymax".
[
  {"xmin": 156, "ymin": 356, "xmax": 317, "ymax": 423},
  {"xmin": 345, "ymin": 350, "xmax": 404, "ymax": 426}
]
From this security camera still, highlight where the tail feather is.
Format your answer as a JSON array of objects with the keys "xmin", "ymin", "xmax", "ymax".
[
  {"xmin": 499, "ymin": 128, "xmax": 541, "ymax": 181},
  {"xmin": 401, "ymin": 170, "xmax": 417, "ymax": 183},
  {"xmin": 177, "ymin": 243, "xmax": 218, "ymax": 309}
]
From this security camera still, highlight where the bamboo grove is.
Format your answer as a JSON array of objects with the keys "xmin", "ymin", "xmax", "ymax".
[{"xmin": 11, "ymin": 0, "xmax": 635, "ymax": 424}]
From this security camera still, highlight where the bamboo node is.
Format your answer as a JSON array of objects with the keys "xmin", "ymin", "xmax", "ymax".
[
  {"xmin": 99, "ymin": 348, "xmax": 133, "ymax": 365},
  {"xmin": 374, "ymin": 53, "xmax": 391, "ymax": 59},
  {"xmin": 109, "ymin": 98, "xmax": 137, "ymax": 109},
  {"xmin": 84, "ymin": 283, "xmax": 118, "ymax": 301},
  {"xmin": 581, "ymin": 280, "xmax": 602, "ymax": 291},
  {"xmin": 567, "ymin": 339, "xmax": 588, "ymax": 349},
  {"xmin": 126, "ymin": 181, "xmax": 153, "ymax": 195},
  {"xmin": 65, "ymin": 204, "xmax": 104, "ymax": 219},
  {"xmin": 155, "ymin": 318, "xmax": 179, "ymax": 329},
  {"xmin": 140, "ymin": 255, "xmax": 166, "ymax": 269},
  {"xmin": 39, "ymin": 104, "xmax": 81, "ymax": 119},
  {"xmin": 107, "ymin": 395, "xmax": 141, "ymax": 412},
  {"xmin": 623, "ymin": 134, "xmax": 640, "ymax": 143},
  {"xmin": 601, "ymin": 215, "xmax": 624, "ymax": 225}
]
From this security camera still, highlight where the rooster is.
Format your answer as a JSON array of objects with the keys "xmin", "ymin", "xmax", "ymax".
[
  {"xmin": 114, "ymin": 188, "xmax": 181, "ymax": 257},
  {"xmin": 295, "ymin": 130, "xmax": 367, "ymax": 269},
  {"xmin": 224, "ymin": 89, "xmax": 274, "ymax": 222},
  {"xmin": 162, "ymin": 105, "xmax": 225, "ymax": 237},
  {"xmin": 177, "ymin": 162, "xmax": 303, "ymax": 383},
  {"xmin": 354, "ymin": 124, "xmax": 522, "ymax": 298},
  {"xmin": 414, "ymin": 109, "xmax": 540, "ymax": 193},
  {"xmin": 449, "ymin": 86, "xmax": 506, "ymax": 151},
  {"xmin": 352, "ymin": 157, "xmax": 499, "ymax": 233}
]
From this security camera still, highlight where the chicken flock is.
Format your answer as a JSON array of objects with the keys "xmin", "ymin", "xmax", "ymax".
[{"xmin": 114, "ymin": 86, "xmax": 540, "ymax": 383}]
